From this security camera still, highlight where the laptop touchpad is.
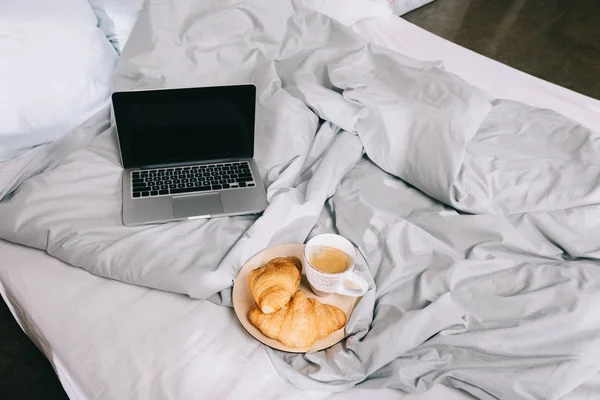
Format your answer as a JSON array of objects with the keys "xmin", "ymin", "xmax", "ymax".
[{"xmin": 172, "ymin": 193, "xmax": 224, "ymax": 218}]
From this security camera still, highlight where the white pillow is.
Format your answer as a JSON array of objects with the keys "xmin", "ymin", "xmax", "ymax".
[
  {"xmin": 301, "ymin": 0, "xmax": 393, "ymax": 26},
  {"xmin": 87, "ymin": 0, "xmax": 146, "ymax": 54},
  {"xmin": 0, "ymin": 0, "xmax": 118, "ymax": 162},
  {"xmin": 387, "ymin": 0, "xmax": 435, "ymax": 15}
]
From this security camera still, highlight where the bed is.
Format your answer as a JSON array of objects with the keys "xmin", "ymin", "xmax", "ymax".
[{"xmin": 2, "ymin": 1, "xmax": 600, "ymax": 400}]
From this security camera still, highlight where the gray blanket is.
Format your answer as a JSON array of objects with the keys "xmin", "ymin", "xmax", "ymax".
[{"xmin": 2, "ymin": 1, "xmax": 600, "ymax": 399}]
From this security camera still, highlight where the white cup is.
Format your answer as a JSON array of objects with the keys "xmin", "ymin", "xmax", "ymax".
[{"xmin": 304, "ymin": 234, "xmax": 369, "ymax": 297}]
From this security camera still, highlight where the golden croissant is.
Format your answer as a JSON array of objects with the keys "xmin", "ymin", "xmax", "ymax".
[
  {"xmin": 248, "ymin": 290, "xmax": 347, "ymax": 348},
  {"xmin": 248, "ymin": 256, "xmax": 303, "ymax": 314}
]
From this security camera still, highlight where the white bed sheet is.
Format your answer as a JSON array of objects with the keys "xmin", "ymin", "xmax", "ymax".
[
  {"xmin": 354, "ymin": 16, "xmax": 600, "ymax": 129},
  {"xmin": 1, "ymin": 15, "xmax": 599, "ymax": 400},
  {"xmin": 0, "ymin": 241, "xmax": 469, "ymax": 400}
]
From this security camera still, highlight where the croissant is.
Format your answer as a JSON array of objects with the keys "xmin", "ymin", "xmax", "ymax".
[
  {"xmin": 248, "ymin": 290, "xmax": 347, "ymax": 348},
  {"xmin": 248, "ymin": 256, "xmax": 303, "ymax": 314}
]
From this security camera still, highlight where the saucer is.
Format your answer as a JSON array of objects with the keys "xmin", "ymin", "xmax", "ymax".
[{"xmin": 232, "ymin": 243, "xmax": 360, "ymax": 353}]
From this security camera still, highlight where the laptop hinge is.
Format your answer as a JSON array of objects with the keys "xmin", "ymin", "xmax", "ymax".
[{"xmin": 129, "ymin": 157, "xmax": 250, "ymax": 170}]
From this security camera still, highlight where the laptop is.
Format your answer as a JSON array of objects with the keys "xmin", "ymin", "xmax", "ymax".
[{"xmin": 111, "ymin": 84, "xmax": 268, "ymax": 226}]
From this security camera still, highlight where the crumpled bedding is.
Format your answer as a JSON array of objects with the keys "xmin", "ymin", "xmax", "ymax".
[{"xmin": 1, "ymin": 0, "xmax": 600, "ymax": 399}]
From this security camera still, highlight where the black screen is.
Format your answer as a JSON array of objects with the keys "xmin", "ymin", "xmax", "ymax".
[{"xmin": 112, "ymin": 85, "xmax": 256, "ymax": 169}]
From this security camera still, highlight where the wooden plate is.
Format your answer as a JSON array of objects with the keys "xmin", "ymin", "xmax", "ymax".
[{"xmin": 232, "ymin": 243, "xmax": 360, "ymax": 353}]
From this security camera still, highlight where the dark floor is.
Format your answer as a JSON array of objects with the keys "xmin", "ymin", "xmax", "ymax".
[
  {"xmin": 1, "ymin": 1, "xmax": 599, "ymax": 399},
  {"xmin": 0, "ymin": 298, "xmax": 69, "ymax": 399},
  {"xmin": 404, "ymin": 0, "xmax": 600, "ymax": 100}
]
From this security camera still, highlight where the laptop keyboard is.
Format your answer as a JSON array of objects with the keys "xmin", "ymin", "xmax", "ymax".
[{"xmin": 131, "ymin": 161, "xmax": 256, "ymax": 198}]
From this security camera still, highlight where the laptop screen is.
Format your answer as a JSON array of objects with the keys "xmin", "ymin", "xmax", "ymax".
[{"xmin": 112, "ymin": 85, "xmax": 256, "ymax": 169}]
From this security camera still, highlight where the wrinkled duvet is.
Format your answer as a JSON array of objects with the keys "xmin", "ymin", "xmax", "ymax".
[{"xmin": 2, "ymin": 1, "xmax": 600, "ymax": 399}]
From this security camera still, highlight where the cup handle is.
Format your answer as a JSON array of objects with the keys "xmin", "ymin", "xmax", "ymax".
[{"xmin": 336, "ymin": 271, "xmax": 369, "ymax": 297}]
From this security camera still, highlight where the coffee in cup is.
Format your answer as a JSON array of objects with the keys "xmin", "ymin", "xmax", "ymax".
[
  {"xmin": 304, "ymin": 234, "xmax": 369, "ymax": 297},
  {"xmin": 309, "ymin": 246, "xmax": 352, "ymax": 274}
]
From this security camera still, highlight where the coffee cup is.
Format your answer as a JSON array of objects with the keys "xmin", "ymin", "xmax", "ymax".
[{"xmin": 304, "ymin": 234, "xmax": 369, "ymax": 297}]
